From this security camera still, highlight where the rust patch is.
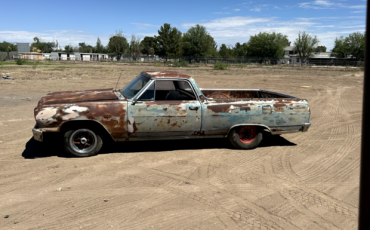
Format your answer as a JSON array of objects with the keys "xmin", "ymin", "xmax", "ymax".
[
  {"xmin": 274, "ymin": 107, "xmax": 284, "ymax": 112},
  {"xmin": 207, "ymin": 104, "xmax": 231, "ymax": 113},
  {"xmin": 163, "ymin": 108, "xmax": 168, "ymax": 111},
  {"xmin": 39, "ymin": 88, "xmax": 119, "ymax": 105}
]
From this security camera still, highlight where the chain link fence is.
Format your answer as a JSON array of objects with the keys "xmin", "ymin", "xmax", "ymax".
[{"xmin": 0, "ymin": 52, "xmax": 364, "ymax": 68}]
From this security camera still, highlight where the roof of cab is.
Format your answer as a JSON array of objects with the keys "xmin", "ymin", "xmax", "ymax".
[{"xmin": 141, "ymin": 71, "xmax": 191, "ymax": 79}]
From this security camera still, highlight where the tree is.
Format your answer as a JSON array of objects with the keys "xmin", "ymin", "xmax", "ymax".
[
  {"xmin": 233, "ymin": 42, "xmax": 248, "ymax": 57},
  {"xmin": 315, "ymin": 46, "xmax": 327, "ymax": 52},
  {"xmin": 331, "ymin": 32, "xmax": 365, "ymax": 60},
  {"xmin": 155, "ymin": 23, "xmax": 181, "ymax": 58},
  {"xmin": 219, "ymin": 44, "xmax": 232, "ymax": 57},
  {"xmin": 130, "ymin": 34, "xmax": 142, "ymax": 60},
  {"xmin": 78, "ymin": 42, "xmax": 93, "ymax": 53},
  {"xmin": 95, "ymin": 37, "xmax": 105, "ymax": 53},
  {"xmin": 0, "ymin": 41, "xmax": 17, "ymax": 52},
  {"xmin": 31, "ymin": 37, "xmax": 56, "ymax": 53},
  {"xmin": 181, "ymin": 24, "xmax": 218, "ymax": 57},
  {"xmin": 293, "ymin": 31, "xmax": 319, "ymax": 64},
  {"xmin": 64, "ymin": 45, "xmax": 74, "ymax": 53},
  {"xmin": 140, "ymin": 37, "xmax": 157, "ymax": 56},
  {"xmin": 0, "ymin": 41, "xmax": 17, "ymax": 60},
  {"xmin": 247, "ymin": 32, "xmax": 289, "ymax": 60},
  {"xmin": 107, "ymin": 30, "xmax": 129, "ymax": 61}
]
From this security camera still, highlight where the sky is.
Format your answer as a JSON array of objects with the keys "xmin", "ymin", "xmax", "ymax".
[{"xmin": 0, "ymin": 0, "xmax": 366, "ymax": 51}]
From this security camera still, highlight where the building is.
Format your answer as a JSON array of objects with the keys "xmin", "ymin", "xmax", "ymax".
[
  {"xmin": 279, "ymin": 46, "xmax": 337, "ymax": 65},
  {"xmin": 50, "ymin": 52, "xmax": 108, "ymax": 61}
]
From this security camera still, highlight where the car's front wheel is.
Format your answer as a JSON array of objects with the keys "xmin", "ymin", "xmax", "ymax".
[
  {"xmin": 64, "ymin": 128, "xmax": 103, "ymax": 157},
  {"xmin": 228, "ymin": 126, "xmax": 262, "ymax": 149}
]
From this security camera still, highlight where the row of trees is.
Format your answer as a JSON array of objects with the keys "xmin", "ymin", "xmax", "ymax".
[
  {"xmin": 106, "ymin": 23, "xmax": 365, "ymax": 61},
  {"xmin": 1, "ymin": 23, "xmax": 365, "ymax": 62}
]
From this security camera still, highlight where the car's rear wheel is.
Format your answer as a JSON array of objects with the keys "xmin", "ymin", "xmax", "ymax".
[
  {"xmin": 64, "ymin": 128, "xmax": 103, "ymax": 157},
  {"xmin": 228, "ymin": 126, "xmax": 262, "ymax": 149}
]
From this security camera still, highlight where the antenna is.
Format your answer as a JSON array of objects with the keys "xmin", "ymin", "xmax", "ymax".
[{"xmin": 115, "ymin": 72, "xmax": 123, "ymax": 91}]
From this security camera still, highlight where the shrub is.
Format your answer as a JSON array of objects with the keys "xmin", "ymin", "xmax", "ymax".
[
  {"xmin": 214, "ymin": 62, "xmax": 228, "ymax": 70},
  {"xmin": 16, "ymin": 58, "xmax": 26, "ymax": 65},
  {"xmin": 173, "ymin": 59, "xmax": 188, "ymax": 67}
]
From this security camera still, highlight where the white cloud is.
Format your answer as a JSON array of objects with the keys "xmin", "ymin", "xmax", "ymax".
[
  {"xmin": 0, "ymin": 30, "xmax": 113, "ymax": 48},
  {"xmin": 250, "ymin": 7, "xmax": 261, "ymax": 12},
  {"xmin": 131, "ymin": 23, "xmax": 160, "ymax": 30},
  {"xmin": 299, "ymin": 0, "xmax": 365, "ymax": 9},
  {"xmin": 351, "ymin": 10, "xmax": 366, "ymax": 13},
  {"xmin": 183, "ymin": 17, "xmax": 272, "ymax": 29},
  {"xmin": 181, "ymin": 16, "xmax": 365, "ymax": 50},
  {"xmin": 214, "ymin": 12, "xmax": 231, "ymax": 14},
  {"xmin": 233, "ymin": 9, "xmax": 241, "ymax": 12}
]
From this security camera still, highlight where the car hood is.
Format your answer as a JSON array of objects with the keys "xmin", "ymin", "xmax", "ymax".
[{"xmin": 37, "ymin": 88, "xmax": 120, "ymax": 106}]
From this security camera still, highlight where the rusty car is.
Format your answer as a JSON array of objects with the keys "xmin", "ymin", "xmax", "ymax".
[{"xmin": 32, "ymin": 71, "xmax": 311, "ymax": 157}]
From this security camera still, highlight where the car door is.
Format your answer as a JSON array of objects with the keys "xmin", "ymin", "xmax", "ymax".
[{"xmin": 127, "ymin": 79, "xmax": 201, "ymax": 138}]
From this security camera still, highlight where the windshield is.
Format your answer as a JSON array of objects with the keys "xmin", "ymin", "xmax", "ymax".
[{"xmin": 120, "ymin": 75, "xmax": 151, "ymax": 99}]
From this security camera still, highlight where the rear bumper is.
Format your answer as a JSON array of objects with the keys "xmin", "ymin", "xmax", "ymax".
[
  {"xmin": 270, "ymin": 123, "xmax": 311, "ymax": 135},
  {"xmin": 32, "ymin": 125, "xmax": 43, "ymax": 142}
]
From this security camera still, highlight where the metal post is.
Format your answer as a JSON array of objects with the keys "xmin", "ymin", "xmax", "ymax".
[{"xmin": 359, "ymin": 1, "xmax": 370, "ymax": 229}]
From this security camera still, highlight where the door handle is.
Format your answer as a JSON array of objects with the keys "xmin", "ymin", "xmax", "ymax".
[{"xmin": 189, "ymin": 106, "xmax": 199, "ymax": 111}]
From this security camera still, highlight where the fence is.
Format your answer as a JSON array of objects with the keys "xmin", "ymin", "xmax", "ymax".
[{"xmin": 0, "ymin": 52, "xmax": 364, "ymax": 68}]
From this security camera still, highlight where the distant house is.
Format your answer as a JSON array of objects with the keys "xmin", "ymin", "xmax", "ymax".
[
  {"xmin": 279, "ymin": 46, "xmax": 336, "ymax": 65},
  {"xmin": 279, "ymin": 46, "xmax": 300, "ymax": 64}
]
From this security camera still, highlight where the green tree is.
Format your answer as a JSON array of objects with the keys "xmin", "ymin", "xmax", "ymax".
[
  {"xmin": 140, "ymin": 37, "xmax": 157, "ymax": 56},
  {"xmin": 130, "ymin": 34, "xmax": 142, "ymax": 60},
  {"xmin": 331, "ymin": 32, "xmax": 365, "ymax": 60},
  {"xmin": 64, "ymin": 45, "xmax": 74, "ymax": 53},
  {"xmin": 233, "ymin": 42, "xmax": 248, "ymax": 57},
  {"xmin": 155, "ymin": 23, "xmax": 181, "ymax": 58},
  {"xmin": 0, "ymin": 41, "xmax": 17, "ymax": 60},
  {"xmin": 293, "ymin": 31, "xmax": 319, "ymax": 63},
  {"xmin": 107, "ymin": 30, "xmax": 129, "ymax": 61},
  {"xmin": 182, "ymin": 24, "xmax": 218, "ymax": 57},
  {"xmin": 219, "ymin": 44, "xmax": 232, "ymax": 57},
  {"xmin": 78, "ymin": 42, "xmax": 94, "ymax": 53},
  {"xmin": 0, "ymin": 41, "xmax": 16, "ymax": 52},
  {"xmin": 315, "ymin": 45, "xmax": 327, "ymax": 52},
  {"xmin": 247, "ymin": 32, "xmax": 289, "ymax": 60},
  {"xmin": 95, "ymin": 37, "xmax": 106, "ymax": 53},
  {"xmin": 31, "ymin": 37, "xmax": 56, "ymax": 53}
]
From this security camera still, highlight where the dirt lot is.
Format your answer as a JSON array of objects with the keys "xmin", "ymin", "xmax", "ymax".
[{"xmin": 0, "ymin": 63, "xmax": 363, "ymax": 229}]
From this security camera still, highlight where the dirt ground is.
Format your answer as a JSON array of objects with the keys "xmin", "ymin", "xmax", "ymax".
[{"xmin": 0, "ymin": 63, "xmax": 363, "ymax": 229}]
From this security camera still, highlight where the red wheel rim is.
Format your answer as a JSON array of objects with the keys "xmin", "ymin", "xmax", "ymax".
[{"xmin": 238, "ymin": 126, "xmax": 257, "ymax": 144}]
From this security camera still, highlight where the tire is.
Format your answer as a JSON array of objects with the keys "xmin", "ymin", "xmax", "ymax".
[
  {"xmin": 228, "ymin": 126, "xmax": 262, "ymax": 149},
  {"xmin": 64, "ymin": 128, "xmax": 103, "ymax": 157}
]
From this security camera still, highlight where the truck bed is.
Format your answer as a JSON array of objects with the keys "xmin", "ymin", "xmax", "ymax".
[{"xmin": 201, "ymin": 89, "xmax": 296, "ymax": 99}]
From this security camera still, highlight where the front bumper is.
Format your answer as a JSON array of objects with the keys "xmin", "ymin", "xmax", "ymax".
[{"xmin": 32, "ymin": 125, "xmax": 43, "ymax": 142}]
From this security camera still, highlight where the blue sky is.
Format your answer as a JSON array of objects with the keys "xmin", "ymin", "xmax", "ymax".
[{"xmin": 0, "ymin": 0, "xmax": 366, "ymax": 51}]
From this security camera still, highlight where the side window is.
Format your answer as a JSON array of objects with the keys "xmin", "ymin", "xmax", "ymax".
[
  {"xmin": 138, "ymin": 83, "xmax": 155, "ymax": 100},
  {"xmin": 154, "ymin": 80, "xmax": 196, "ymax": 100},
  {"xmin": 176, "ymin": 81, "xmax": 195, "ymax": 96}
]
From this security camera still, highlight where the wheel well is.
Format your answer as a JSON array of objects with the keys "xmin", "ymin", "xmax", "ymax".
[
  {"xmin": 60, "ymin": 120, "xmax": 114, "ymax": 142},
  {"xmin": 227, "ymin": 125, "xmax": 270, "ymax": 136}
]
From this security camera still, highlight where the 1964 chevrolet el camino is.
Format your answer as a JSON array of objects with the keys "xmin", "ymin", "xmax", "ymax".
[{"xmin": 32, "ymin": 71, "xmax": 311, "ymax": 157}]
